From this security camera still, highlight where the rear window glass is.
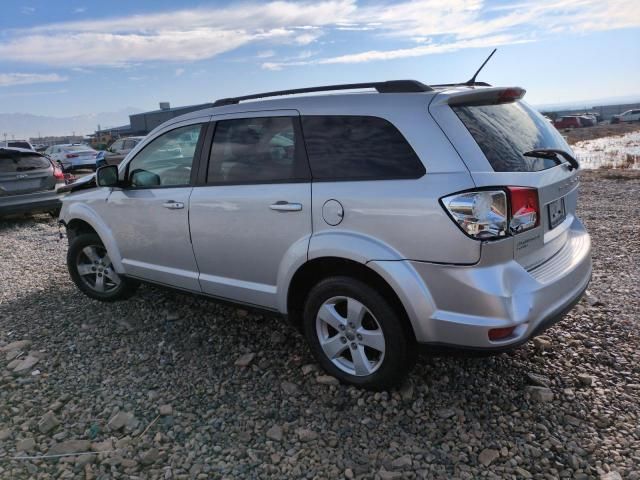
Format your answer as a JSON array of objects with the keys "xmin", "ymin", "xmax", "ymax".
[
  {"xmin": 0, "ymin": 153, "xmax": 50, "ymax": 172},
  {"xmin": 7, "ymin": 141, "xmax": 31, "ymax": 149},
  {"xmin": 302, "ymin": 116, "xmax": 425, "ymax": 180},
  {"xmin": 453, "ymin": 101, "xmax": 569, "ymax": 172}
]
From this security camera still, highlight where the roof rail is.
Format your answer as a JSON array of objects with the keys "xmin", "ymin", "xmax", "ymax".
[{"xmin": 212, "ymin": 80, "xmax": 432, "ymax": 107}]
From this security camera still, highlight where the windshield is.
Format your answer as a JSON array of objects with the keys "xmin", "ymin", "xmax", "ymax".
[{"xmin": 453, "ymin": 101, "xmax": 570, "ymax": 172}]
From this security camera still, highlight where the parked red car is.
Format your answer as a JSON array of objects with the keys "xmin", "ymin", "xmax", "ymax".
[{"xmin": 554, "ymin": 116, "xmax": 583, "ymax": 129}]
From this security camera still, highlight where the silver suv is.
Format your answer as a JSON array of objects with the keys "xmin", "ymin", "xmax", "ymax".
[{"xmin": 59, "ymin": 80, "xmax": 592, "ymax": 389}]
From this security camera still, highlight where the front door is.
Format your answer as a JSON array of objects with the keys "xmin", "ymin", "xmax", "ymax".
[
  {"xmin": 189, "ymin": 112, "xmax": 312, "ymax": 309},
  {"xmin": 99, "ymin": 120, "xmax": 208, "ymax": 291}
]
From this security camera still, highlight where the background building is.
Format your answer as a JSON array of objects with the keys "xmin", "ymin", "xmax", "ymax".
[{"xmin": 88, "ymin": 102, "xmax": 213, "ymax": 148}]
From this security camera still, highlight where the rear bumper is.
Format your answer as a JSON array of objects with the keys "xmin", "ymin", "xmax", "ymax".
[
  {"xmin": 370, "ymin": 217, "xmax": 591, "ymax": 349},
  {"xmin": 0, "ymin": 190, "xmax": 62, "ymax": 216}
]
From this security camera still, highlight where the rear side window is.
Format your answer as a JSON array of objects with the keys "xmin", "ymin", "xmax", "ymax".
[
  {"xmin": 453, "ymin": 101, "xmax": 568, "ymax": 172},
  {"xmin": 207, "ymin": 116, "xmax": 309, "ymax": 184},
  {"xmin": 0, "ymin": 153, "xmax": 50, "ymax": 173},
  {"xmin": 302, "ymin": 116, "xmax": 424, "ymax": 180}
]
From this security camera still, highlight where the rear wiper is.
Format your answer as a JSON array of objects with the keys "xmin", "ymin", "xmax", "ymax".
[{"xmin": 523, "ymin": 149, "xmax": 579, "ymax": 171}]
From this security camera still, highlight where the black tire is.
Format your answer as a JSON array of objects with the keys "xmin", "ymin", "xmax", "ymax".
[
  {"xmin": 67, "ymin": 233, "xmax": 139, "ymax": 301},
  {"xmin": 302, "ymin": 276, "xmax": 415, "ymax": 390}
]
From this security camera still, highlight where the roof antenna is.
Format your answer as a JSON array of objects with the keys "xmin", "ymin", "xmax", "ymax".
[{"xmin": 465, "ymin": 48, "xmax": 497, "ymax": 86}]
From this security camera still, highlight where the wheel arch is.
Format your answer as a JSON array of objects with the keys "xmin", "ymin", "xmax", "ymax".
[
  {"xmin": 60, "ymin": 203, "xmax": 125, "ymax": 273},
  {"xmin": 285, "ymin": 256, "xmax": 417, "ymax": 342}
]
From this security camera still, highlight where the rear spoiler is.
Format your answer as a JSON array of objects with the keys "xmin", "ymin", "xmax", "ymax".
[{"xmin": 446, "ymin": 87, "xmax": 526, "ymax": 106}]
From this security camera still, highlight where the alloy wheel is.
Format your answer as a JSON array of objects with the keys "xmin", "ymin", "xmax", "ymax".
[
  {"xmin": 315, "ymin": 296, "xmax": 386, "ymax": 376},
  {"xmin": 75, "ymin": 245, "xmax": 121, "ymax": 294}
]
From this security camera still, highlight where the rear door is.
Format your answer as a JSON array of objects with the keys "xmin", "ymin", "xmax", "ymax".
[
  {"xmin": 0, "ymin": 150, "xmax": 56, "ymax": 196},
  {"xmin": 430, "ymin": 89, "xmax": 579, "ymax": 270},
  {"xmin": 189, "ymin": 111, "xmax": 312, "ymax": 309}
]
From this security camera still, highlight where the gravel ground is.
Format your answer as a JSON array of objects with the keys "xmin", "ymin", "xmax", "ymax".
[{"xmin": 1, "ymin": 170, "xmax": 639, "ymax": 480}]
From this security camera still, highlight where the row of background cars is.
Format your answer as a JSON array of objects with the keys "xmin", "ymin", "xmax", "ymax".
[
  {"xmin": 0, "ymin": 136, "xmax": 144, "ymax": 218},
  {"xmin": 551, "ymin": 108, "xmax": 640, "ymax": 129}
]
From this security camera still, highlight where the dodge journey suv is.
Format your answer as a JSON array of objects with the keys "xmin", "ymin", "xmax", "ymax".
[{"xmin": 59, "ymin": 80, "xmax": 592, "ymax": 389}]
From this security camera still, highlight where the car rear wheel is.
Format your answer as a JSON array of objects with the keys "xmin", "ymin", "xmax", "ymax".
[
  {"xmin": 302, "ymin": 276, "xmax": 415, "ymax": 390},
  {"xmin": 67, "ymin": 233, "xmax": 138, "ymax": 301}
]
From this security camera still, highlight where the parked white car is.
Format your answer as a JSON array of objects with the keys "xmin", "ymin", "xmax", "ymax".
[
  {"xmin": 45, "ymin": 144, "xmax": 99, "ymax": 172},
  {"xmin": 0, "ymin": 140, "xmax": 35, "ymax": 151},
  {"xmin": 612, "ymin": 109, "xmax": 640, "ymax": 123}
]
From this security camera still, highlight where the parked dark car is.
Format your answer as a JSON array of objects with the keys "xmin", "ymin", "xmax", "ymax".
[{"xmin": 0, "ymin": 147, "xmax": 65, "ymax": 218}]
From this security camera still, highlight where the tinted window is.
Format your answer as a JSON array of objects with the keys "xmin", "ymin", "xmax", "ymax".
[
  {"xmin": 207, "ymin": 117, "xmax": 308, "ymax": 184},
  {"xmin": 301, "ymin": 116, "xmax": 424, "ymax": 180},
  {"xmin": 7, "ymin": 141, "xmax": 31, "ymax": 149},
  {"xmin": 123, "ymin": 140, "xmax": 136, "ymax": 149},
  {"xmin": 453, "ymin": 101, "xmax": 569, "ymax": 172},
  {"xmin": 127, "ymin": 124, "xmax": 203, "ymax": 187},
  {"xmin": 0, "ymin": 152, "xmax": 50, "ymax": 173}
]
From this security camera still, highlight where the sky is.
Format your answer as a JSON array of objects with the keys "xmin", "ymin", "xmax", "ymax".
[{"xmin": 0, "ymin": 0, "xmax": 639, "ymax": 119}]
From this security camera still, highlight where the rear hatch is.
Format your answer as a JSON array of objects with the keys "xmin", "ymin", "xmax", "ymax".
[
  {"xmin": 429, "ymin": 87, "xmax": 579, "ymax": 270},
  {"xmin": 0, "ymin": 149, "xmax": 57, "ymax": 196}
]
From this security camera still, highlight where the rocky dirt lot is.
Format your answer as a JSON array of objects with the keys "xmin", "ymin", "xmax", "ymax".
[{"xmin": 1, "ymin": 170, "xmax": 639, "ymax": 480}]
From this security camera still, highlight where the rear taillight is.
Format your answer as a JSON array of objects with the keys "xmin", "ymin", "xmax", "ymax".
[
  {"xmin": 507, "ymin": 187, "xmax": 539, "ymax": 234},
  {"xmin": 53, "ymin": 165, "xmax": 65, "ymax": 180},
  {"xmin": 442, "ymin": 187, "xmax": 540, "ymax": 240},
  {"xmin": 441, "ymin": 190, "xmax": 508, "ymax": 239},
  {"xmin": 65, "ymin": 153, "xmax": 78, "ymax": 158}
]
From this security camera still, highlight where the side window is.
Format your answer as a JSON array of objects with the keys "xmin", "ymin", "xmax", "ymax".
[
  {"xmin": 301, "ymin": 116, "xmax": 425, "ymax": 180},
  {"xmin": 112, "ymin": 140, "xmax": 123, "ymax": 151},
  {"xmin": 123, "ymin": 140, "xmax": 136, "ymax": 150},
  {"xmin": 127, "ymin": 124, "xmax": 203, "ymax": 188},
  {"xmin": 207, "ymin": 116, "xmax": 308, "ymax": 184}
]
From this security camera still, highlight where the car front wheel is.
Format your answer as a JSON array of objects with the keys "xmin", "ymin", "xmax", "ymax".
[
  {"xmin": 67, "ymin": 233, "xmax": 139, "ymax": 301},
  {"xmin": 303, "ymin": 276, "xmax": 415, "ymax": 390}
]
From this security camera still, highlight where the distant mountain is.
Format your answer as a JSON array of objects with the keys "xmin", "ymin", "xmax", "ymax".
[{"xmin": 0, "ymin": 108, "xmax": 142, "ymax": 140}]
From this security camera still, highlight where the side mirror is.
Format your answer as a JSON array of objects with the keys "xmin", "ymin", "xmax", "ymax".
[
  {"xmin": 96, "ymin": 165, "xmax": 119, "ymax": 187},
  {"xmin": 130, "ymin": 169, "xmax": 161, "ymax": 187}
]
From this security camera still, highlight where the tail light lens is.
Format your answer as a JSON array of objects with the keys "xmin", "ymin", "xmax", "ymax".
[
  {"xmin": 65, "ymin": 153, "xmax": 78, "ymax": 158},
  {"xmin": 441, "ymin": 190, "xmax": 508, "ymax": 239},
  {"xmin": 508, "ymin": 187, "xmax": 539, "ymax": 234},
  {"xmin": 53, "ymin": 164, "xmax": 65, "ymax": 180},
  {"xmin": 442, "ymin": 187, "xmax": 540, "ymax": 240}
]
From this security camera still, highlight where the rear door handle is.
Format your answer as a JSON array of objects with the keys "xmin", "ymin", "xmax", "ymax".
[
  {"xmin": 162, "ymin": 201, "xmax": 184, "ymax": 210},
  {"xmin": 270, "ymin": 201, "xmax": 302, "ymax": 212}
]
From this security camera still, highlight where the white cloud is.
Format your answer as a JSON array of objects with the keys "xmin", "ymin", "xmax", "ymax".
[
  {"xmin": 175, "ymin": 68, "xmax": 185, "ymax": 76},
  {"xmin": 21, "ymin": 6, "xmax": 35, "ymax": 15},
  {"xmin": 0, "ymin": 73, "xmax": 68, "ymax": 87},
  {"xmin": 257, "ymin": 50, "xmax": 276, "ymax": 58},
  {"xmin": 74, "ymin": 7, "xmax": 87, "ymax": 14},
  {"xmin": 0, "ymin": 0, "xmax": 638, "ymax": 68}
]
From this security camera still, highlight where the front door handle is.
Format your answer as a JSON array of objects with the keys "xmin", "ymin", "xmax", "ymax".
[
  {"xmin": 270, "ymin": 201, "xmax": 302, "ymax": 212},
  {"xmin": 162, "ymin": 201, "xmax": 184, "ymax": 210}
]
